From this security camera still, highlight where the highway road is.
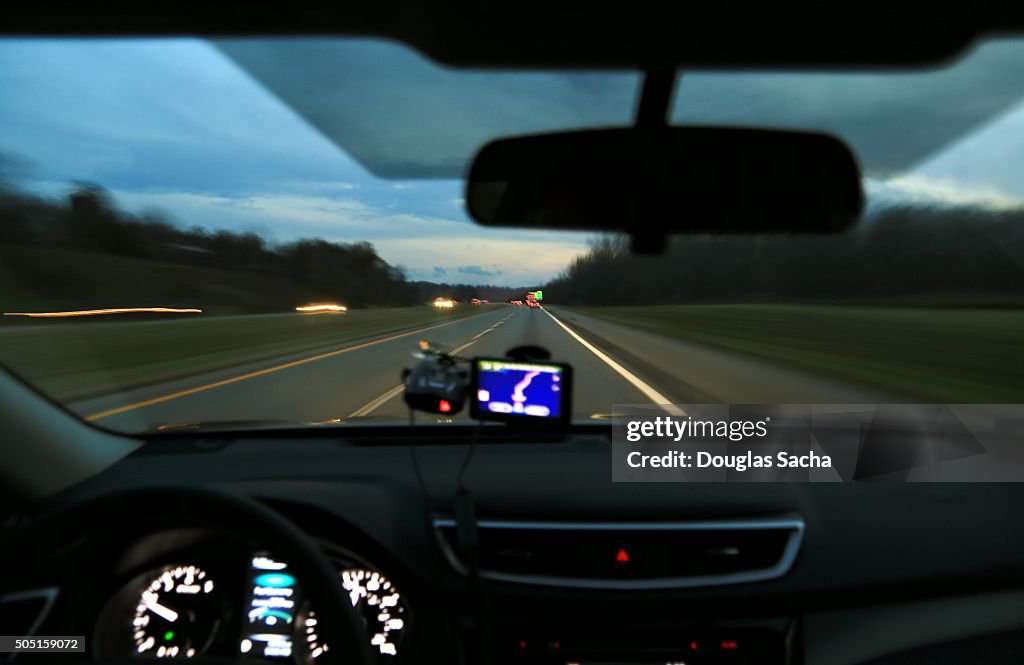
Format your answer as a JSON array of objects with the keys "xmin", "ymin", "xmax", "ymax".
[
  {"xmin": 69, "ymin": 305, "xmax": 896, "ymax": 433},
  {"xmin": 70, "ymin": 306, "xmax": 669, "ymax": 432}
]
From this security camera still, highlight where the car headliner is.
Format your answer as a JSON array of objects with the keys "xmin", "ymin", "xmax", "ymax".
[{"xmin": 7, "ymin": 2, "xmax": 1024, "ymax": 68}]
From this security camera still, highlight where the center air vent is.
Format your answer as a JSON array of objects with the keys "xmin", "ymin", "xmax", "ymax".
[{"xmin": 434, "ymin": 516, "xmax": 803, "ymax": 590}]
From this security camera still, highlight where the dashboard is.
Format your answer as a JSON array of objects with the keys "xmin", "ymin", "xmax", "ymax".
[{"xmin": 8, "ymin": 431, "xmax": 1024, "ymax": 665}]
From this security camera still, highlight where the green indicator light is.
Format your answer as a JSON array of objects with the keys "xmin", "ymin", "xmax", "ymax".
[{"xmin": 164, "ymin": 631, "xmax": 174, "ymax": 641}]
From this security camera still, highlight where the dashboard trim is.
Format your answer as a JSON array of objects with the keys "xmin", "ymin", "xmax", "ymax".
[
  {"xmin": 432, "ymin": 515, "xmax": 805, "ymax": 590},
  {"xmin": 0, "ymin": 586, "xmax": 59, "ymax": 663}
]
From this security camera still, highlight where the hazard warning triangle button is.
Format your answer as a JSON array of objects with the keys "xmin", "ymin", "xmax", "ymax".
[{"xmin": 615, "ymin": 547, "xmax": 631, "ymax": 563}]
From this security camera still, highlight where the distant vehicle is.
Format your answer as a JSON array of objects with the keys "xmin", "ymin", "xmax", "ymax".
[{"xmin": 471, "ymin": 298, "xmax": 481, "ymax": 305}]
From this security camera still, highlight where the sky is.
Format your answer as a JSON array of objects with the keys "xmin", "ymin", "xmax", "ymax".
[{"xmin": 1, "ymin": 37, "xmax": 1024, "ymax": 285}]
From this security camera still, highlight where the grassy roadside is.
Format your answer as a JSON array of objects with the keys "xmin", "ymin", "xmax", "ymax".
[
  {"xmin": 0, "ymin": 306, "xmax": 491, "ymax": 402},
  {"xmin": 565, "ymin": 304, "xmax": 1024, "ymax": 402}
]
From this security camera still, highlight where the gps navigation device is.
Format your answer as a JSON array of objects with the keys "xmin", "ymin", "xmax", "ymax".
[{"xmin": 470, "ymin": 357, "xmax": 572, "ymax": 424}]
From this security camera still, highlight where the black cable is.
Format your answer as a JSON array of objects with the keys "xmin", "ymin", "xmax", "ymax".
[
  {"xmin": 453, "ymin": 419, "xmax": 486, "ymax": 663},
  {"xmin": 453, "ymin": 419, "xmax": 483, "ymax": 562},
  {"xmin": 407, "ymin": 407, "xmax": 431, "ymax": 519},
  {"xmin": 455, "ymin": 418, "xmax": 484, "ymax": 492}
]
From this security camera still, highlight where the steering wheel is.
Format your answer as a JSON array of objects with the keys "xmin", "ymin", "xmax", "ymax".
[{"xmin": 0, "ymin": 486, "xmax": 373, "ymax": 665}]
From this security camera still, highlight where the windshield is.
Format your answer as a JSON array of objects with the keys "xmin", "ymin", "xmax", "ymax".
[{"xmin": 1, "ymin": 37, "xmax": 1022, "ymax": 433}]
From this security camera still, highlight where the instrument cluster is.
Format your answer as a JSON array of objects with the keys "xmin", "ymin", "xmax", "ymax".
[{"xmin": 93, "ymin": 551, "xmax": 408, "ymax": 663}]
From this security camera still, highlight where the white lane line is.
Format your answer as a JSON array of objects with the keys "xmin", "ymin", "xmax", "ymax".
[
  {"xmin": 347, "ymin": 338, "xmax": 483, "ymax": 418},
  {"xmin": 541, "ymin": 308, "xmax": 685, "ymax": 416},
  {"xmin": 476, "ymin": 318, "xmax": 508, "ymax": 338},
  {"xmin": 450, "ymin": 338, "xmax": 480, "ymax": 355},
  {"xmin": 348, "ymin": 384, "xmax": 405, "ymax": 418}
]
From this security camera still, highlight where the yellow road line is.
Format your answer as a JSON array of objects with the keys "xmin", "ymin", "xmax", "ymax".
[{"xmin": 85, "ymin": 316, "xmax": 482, "ymax": 422}]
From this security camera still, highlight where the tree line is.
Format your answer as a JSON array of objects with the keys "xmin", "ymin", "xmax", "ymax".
[
  {"xmin": 0, "ymin": 183, "xmax": 525, "ymax": 309},
  {"xmin": 543, "ymin": 203, "xmax": 1024, "ymax": 306}
]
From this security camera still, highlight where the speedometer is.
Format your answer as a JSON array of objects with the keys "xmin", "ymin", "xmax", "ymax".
[
  {"xmin": 299, "ymin": 568, "xmax": 407, "ymax": 661},
  {"xmin": 131, "ymin": 565, "xmax": 218, "ymax": 659}
]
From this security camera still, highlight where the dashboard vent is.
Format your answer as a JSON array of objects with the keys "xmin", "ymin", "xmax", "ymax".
[{"xmin": 434, "ymin": 516, "xmax": 803, "ymax": 589}]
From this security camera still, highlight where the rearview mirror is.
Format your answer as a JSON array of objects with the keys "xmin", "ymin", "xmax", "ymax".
[{"xmin": 466, "ymin": 127, "xmax": 863, "ymax": 252}]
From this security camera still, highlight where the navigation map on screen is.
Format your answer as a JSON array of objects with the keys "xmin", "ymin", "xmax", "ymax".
[{"xmin": 474, "ymin": 359, "xmax": 565, "ymax": 419}]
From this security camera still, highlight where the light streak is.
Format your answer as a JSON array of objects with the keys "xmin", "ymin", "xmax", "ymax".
[
  {"xmin": 3, "ymin": 307, "xmax": 202, "ymax": 318},
  {"xmin": 295, "ymin": 304, "xmax": 347, "ymax": 313}
]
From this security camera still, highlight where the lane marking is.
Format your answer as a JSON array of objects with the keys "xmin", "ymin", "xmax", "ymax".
[
  {"xmin": 349, "ymin": 307, "xmax": 532, "ymax": 419},
  {"xmin": 347, "ymin": 333, "xmax": 486, "ymax": 418},
  {"xmin": 348, "ymin": 384, "xmax": 405, "ymax": 418},
  {"xmin": 450, "ymin": 338, "xmax": 479, "ymax": 356},
  {"xmin": 85, "ymin": 314, "xmax": 494, "ymax": 422},
  {"xmin": 541, "ymin": 308, "xmax": 685, "ymax": 416}
]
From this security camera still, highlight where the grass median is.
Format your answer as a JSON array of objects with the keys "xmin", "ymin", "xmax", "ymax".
[
  {"xmin": 565, "ymin": 304, "xmax": 1024, "ymax": 403},
  {"xmin": 0, "ymin": 306, "xmax": 490, "ymax": 402}
]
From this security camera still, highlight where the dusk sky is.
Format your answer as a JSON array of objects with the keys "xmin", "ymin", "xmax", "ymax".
[{"xmin": 1, "ymin": 37, "xmax": 1023, "ymax": 285}]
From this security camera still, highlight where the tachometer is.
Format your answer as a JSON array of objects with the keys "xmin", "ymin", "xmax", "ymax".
[
  {"xmin": 131, "ymin": 565, "xmax": 218, "ymax": 659},
  {"xmin": 300, "ymin": 568, "xmax": 407, "ymax": 661}
]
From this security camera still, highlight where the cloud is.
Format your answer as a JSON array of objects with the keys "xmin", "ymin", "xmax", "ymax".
[
  {"xmin": 456, "ymin": 265, "xmax": 496, "ymax": 277},
  {"xmin": 283, "ymin": 180, "xmax": 360, "ymax": 192},
  {"xmin": 865, "ymin": 174, "xmax": 1022, "ymax": 212},
  {"xmin": 96, "ymin": 187, "xmax": 588, "ymax": 285},
  {"xmin": 383, "ymin": 235, "xmax": 582, "ymax": 285}
]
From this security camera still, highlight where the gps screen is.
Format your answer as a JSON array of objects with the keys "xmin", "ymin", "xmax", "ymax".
[{"xmin": 473, "ymin": 359, "xmax": 567, "ymax": 420}]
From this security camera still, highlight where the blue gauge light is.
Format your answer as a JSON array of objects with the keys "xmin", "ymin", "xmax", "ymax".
[
  {"xmin": 249, "ymin": 607, "xmax": 294, "ymax": 623},
  {"xmin": 255, "ymin": 573, "xmax": 295, "ymax": 588}
]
